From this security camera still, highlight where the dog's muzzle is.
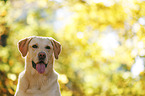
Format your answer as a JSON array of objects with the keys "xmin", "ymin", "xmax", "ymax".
[
  {"xmin": 32, "ymin": 52, "xmax": 48, "ymax": 74},
  {"xmin": 32, "ymin": 61, "xmax": 48, "ymax": 74}
]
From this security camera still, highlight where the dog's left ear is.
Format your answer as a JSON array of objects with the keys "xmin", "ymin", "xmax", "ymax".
[
  {"xmin": 18, "ymin": 37, "xmax": 33, "ymax": 57},
  {"xmin": 50, "ymin": 38, "xmax": 61, "ymax": 59}
]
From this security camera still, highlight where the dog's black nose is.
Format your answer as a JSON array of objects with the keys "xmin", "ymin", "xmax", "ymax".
[{"xmin": 38, "ymin": 52, "xmax": 46, "ymax": 60}]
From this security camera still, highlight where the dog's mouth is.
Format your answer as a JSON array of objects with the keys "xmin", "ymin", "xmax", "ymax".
[{"xmin": 32, "ymin": 61, "xmax": 48, "ymax": 74}]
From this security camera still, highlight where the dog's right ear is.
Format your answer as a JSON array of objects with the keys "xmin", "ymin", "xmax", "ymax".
[{"xmin": 18, "ymin": 37, "xmax": 33, "ymax": 57}]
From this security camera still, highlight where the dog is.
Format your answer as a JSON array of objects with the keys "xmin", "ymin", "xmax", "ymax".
[{"xmin": 15, "ymin": 36, "xmax": 61, "ymax": 96}]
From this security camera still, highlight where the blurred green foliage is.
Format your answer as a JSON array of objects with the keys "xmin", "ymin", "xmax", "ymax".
[{"xmin": 0, "ymin": 0, "xmax": 145, "ymax": 96}]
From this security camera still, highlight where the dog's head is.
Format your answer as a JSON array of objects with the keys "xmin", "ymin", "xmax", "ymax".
[{"xmin": 18, "ymin": 36, "xmax": 61, "ymax": 74}]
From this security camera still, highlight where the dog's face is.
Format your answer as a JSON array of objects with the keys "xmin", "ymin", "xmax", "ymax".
[
  {"xmin": 28, "ymin": 38, "xmax": 53, "ymax": 74},
  {"xmin": 18, "ymin": 36, "xmax": 61, "ymax": 74}
]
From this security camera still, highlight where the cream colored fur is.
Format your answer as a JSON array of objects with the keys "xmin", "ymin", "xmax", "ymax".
[{"xmin": 15, "ymin": 36, "xmax": 61, "ymax": 96}]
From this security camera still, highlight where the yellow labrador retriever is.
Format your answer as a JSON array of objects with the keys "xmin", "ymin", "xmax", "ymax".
[{"xmin": 15, "ymin": 36, "xmax": 61, "ymax": 96}]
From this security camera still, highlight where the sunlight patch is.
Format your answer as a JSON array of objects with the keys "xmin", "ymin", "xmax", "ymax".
[
  {"xmin": 7, "ymin": 73, "xmax": 17, "ymax": 81},
  {"xmin": 131, "ymin": 56, "xmax": 144, "ymax": 77},
  {"xmin": 58, "ymin": 74, "xmax": 69, "ymax": 84},
  {"xmin": 77, "ymin": 32, "xmax": 84, "ymax": 39}
]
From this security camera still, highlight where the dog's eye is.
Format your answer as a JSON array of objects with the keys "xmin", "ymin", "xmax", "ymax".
[
  {"xmin": 45, "ymin": 46, "xmax": 50, "ymax": 49},
  {"xmin": 32, "ymin": 45, "xmax": 38, "ymax": 48}
]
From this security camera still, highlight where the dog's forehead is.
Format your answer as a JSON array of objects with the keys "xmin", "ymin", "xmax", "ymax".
[{"xmin": 29, "ymin": 37, "xmax": 52, "ymax": 45}]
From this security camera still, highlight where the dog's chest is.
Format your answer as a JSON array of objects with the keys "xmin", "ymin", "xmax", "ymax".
[{"xmin": 28, "ymin": 75, "xmax": 48, "ymax": 90}]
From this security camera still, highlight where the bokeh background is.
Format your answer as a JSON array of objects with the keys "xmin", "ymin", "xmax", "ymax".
[{"xmin": 0, "ymin": 0, "xmax": 145, "ymax": 96}]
